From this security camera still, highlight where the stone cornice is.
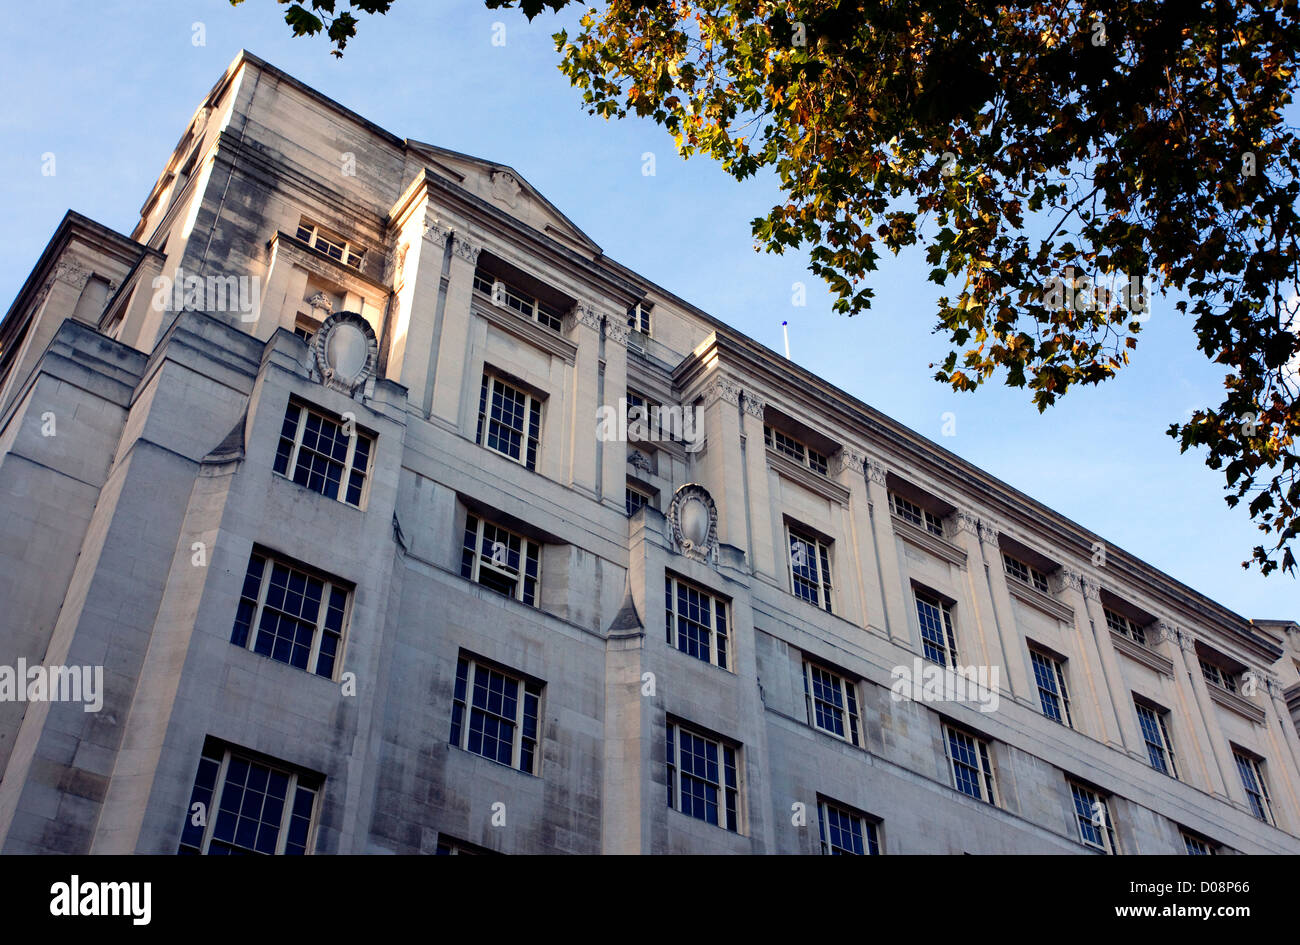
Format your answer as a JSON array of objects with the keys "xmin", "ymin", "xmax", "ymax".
[{"xmin": 668, "ymin": 332, "xmax": 1279, "ymax": 661}]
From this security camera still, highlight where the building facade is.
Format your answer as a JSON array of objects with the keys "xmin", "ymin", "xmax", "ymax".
[{"xmin": 0, "ymin": 51, "xmax": 1298, "ymax": 854}]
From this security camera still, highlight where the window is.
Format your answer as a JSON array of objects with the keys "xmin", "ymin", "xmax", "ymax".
[
  {"xmin": 1181, "ymin": 831, "xmax": 1219, "ymax": 855},
  {"xmin": 1199, "ymin": 659, "xmax": 1239, "ymax": 693},
  {"xmin": 1003, "ymin": 553, "xmax": 1050, "ymax": 593},
  {"xmin": 626, "ymin": 390, "xmax": 686, "ymax": 442},
  {"xmin": 1069, "ymin": 781, "xmax": 1118, "ymax": 854},
  {"xmin": 1135, "ymin": 700, "xmax": 1178, "ymax": 778},
  {"xmin": 890, "ymin": 492, "xmax": 944, "ymax": 537},
  {"xmin": 764, "ymin": 425, "xmax": 828, "ymax": 475},
  {"xmin": 788, "ymin": 527, "xmax": 833, "ymax": 613},
  {"xmin": 626, "ymin": 482, "xmax": 654, "ymax": 517},
  {"xmin": 915, "ymin": 590, "xmax": 959, "ymax": 667},
  {"xmin": 1030, "ymin": 649, "xmax": 1072, "ymax": 727},
  {"xmin": 1105, "ymin": 608, "xmax": 1147, "ymax": 646},
  {"xmin": 1233, "ymin": 750, "xmax": 1274, "ymax": 824},
  {"xmin": 178, "ymin": 744, "xmax": 318, "ymax": 855},
  {"xmin": 472, "ymin": 268, "xmax": 564, "ymax": 331},
  {"xmin": 944, "ymin": 725, "xmax": 997, "ymax": 804},
  {"xmin": 460, "ymin": 513, "xmax": 540, "ymax": 606},
  {"xmin": 665, "ymin": 575, "xmax": 730, "ymax": 670},
  {"xmin": 627, "ymin": 301, "xmax": 651, "ymax": 335},
  {"xmin": 818, "ymin": 799, "xmax": 880, "ymax": 855},
  {"xmin": 292, "ymin": 318, "xmax": 317, "ymax": 344},
  {"xmin": 803, "ymin": 661, "xmax": 860, "ymax": 746},
  {"xmin": 231, "ymin": 551, "xmax": 348, "ymax": 679},
  {"xmin": 477, "ymin": 372, "xmax": 542, "ymax": 470},
  {"xmin": 449, "ymin": 655, "xmax": 542, "ymax": 775},
  {"xmin": 666, "ymin": 720, "xmax": 739, "ymax": 832},
  {"xmin": 273, "ymin": 401, "xmax": 372, "ymax": 508},
  {"xmin": 296, "ymin": 221, "xmax": 365, "ymax": 269}
]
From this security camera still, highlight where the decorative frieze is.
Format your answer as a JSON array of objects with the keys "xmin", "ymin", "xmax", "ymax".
[
  {"xmin": 954, "ymin": 510, "xmax": 981, "ymax": 537},
  {"xmin": 451, "ymin": 234, "xmax": 480, "ymax": 264},
  {"xmin": 835, "ymin": 448, "xmax": 865, "ymax": 476}
]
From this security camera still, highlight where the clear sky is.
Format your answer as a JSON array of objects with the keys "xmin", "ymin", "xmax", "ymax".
[{"xmin": 1, "ymin": 0, "xmax": 1294, "ymax": 619}]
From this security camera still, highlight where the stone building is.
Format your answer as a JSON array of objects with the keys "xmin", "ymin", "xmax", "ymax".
[{"xmin": 0, "ymin": 50, "xmax": 1297, "ymax": 854}]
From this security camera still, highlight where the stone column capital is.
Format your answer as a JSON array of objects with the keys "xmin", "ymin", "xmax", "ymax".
[
  {"xmin": 865, "ymin": 459, "xmax": 888, "ymax": 486},
  {"xmin": 835, "ymin": 448, "xmax": 866, "ymax": 477},
  {"xmin": 955, "ymin": 510, "xmax": 982, "ymax": 537}
]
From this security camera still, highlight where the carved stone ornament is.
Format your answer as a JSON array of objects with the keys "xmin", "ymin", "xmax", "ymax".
[
  {"xmin": 835, "ymin": 448, "xmax": 865, "ymax": 476},
  {"xmin": 865, "ymin": 459, "xmax": 888, "ymax": 486},
  {"xmin": 702, "ymin": 377, "xmax": 742, "ymax": 409},
  {"xmin": 306, "ymin": 292, "xmax": 333, "ymax": 320},
  {"xmin": 1060, "ymin": 567, "xmax": 1084, "ymax": 594},
  {"xmin": 490, "ymin": 169, "xmax": 522, "ymax": 209},
  {"xmin": 629, "ymin": 450, "xmax": 653, "ymax": 473},
  {"xmin": 452, "ymin": 234, "xmax": 481, "ymax": 264},
  {"xmin": 667, "ymin": 483, "xmax": 719, "ymax": 563},
  {"xmin": 310, "ymin": 311, "xmax": 379, "ymax": 396},
  {"xmin": 955, "ymin": 510, "xmax": 981, "ymax": 537},
  {"xmin": 977, "ymin": 520, "xmax": 1001, "ymax": 547}
]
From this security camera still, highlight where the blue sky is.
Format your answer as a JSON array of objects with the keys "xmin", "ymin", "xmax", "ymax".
[{"xmin": 1, "ymin": 0, "xmax": 1294, "ymax": 618}]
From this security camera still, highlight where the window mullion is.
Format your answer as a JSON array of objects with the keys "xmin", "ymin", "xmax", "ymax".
[
  {"xmin": 288, "ymin": 405, "xmax": 306, "ymax": 475},
  {"xmin": 249, "ymin": 564, "xmax": 273, "ymax": 653},
  {"xmin": 461, "ymin": 662, "xmax": 476, "ymax": 752},
  {"xmin": 306, "ymin": 581, "xmax": 328, "ymax": 675},
  {"xmin": 201, "ymin": 751, "xmax": 231, "ymax": 855},
  {"xmin": 276, "ymin": 772, "xmax": 298, "ymax": 855}
]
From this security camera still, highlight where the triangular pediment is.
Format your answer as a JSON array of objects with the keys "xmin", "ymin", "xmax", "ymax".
[{"xmin": 406, "ymin": 140, "xmax": 601, "ymax": 257}]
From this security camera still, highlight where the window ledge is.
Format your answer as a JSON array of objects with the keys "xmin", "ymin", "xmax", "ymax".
[
  {"xmin": 1208, "ymin": 683, "xmax": 1267, "ymax": 724},
  {"xmin": 766, "ymin": 448, "xmax": 849, "ymax": 504},
  {"xmin": 1110, "ymin": 630, "xmax": 1175, "ymax": 677},
  {"xmin": 472, "ymin": 294, "xmax": 577, "ymax": 365},
  {"xmin": 270, "ymin": 231, "xmax": 388, "ymax": 296},
  {"xmin": 891, "ymin": 515, "xmax": 967, "ymax": 568},
  {"xmin": 1006, "ymin": 579, "xmax": 1075, "ymax": 624}
]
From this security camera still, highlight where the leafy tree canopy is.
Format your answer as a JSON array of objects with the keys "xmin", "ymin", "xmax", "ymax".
[{"xmin": 244, "ymin": 0, "xmax": 1300, "ymax": 575}]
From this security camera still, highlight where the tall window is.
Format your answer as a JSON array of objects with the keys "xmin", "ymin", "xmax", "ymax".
[
  {"xmin": 1135, "ymin": 700, "xmax": 1178, "ymax": 778},
  {"xmin": 477, "ymin": 373, "xmax": 543, "ymax": 470},
  {"xmin": 764, "ymin": 425, "xmax": 828, "ymax": 474},
  {"xmin": 231, "ymin": 551, "xmax": 348, "ymax": 680},
  {"xmin": 1030, "ymin": 649, "xmax": 1072, "ymax": 727},
  {"xmin": 1069, "ymin": 781, "xmax": 1118, "ymax": 854},
  {"xmin": 472, "ymin": 268, "xmax": 564, "ymax": 331},
  {"xmin": 274, "ymin": 401, "xmax": 372, "ymax": 508},
  {"xmin": 1199, "ymin": 659, "xmax": 1239, "ymax": 693},
  {"xmin": 665, "ymin": 575, "xmax": 730, "ymax": 670},
  {"xmin": 296, "ymin": 220, "xmax": 364, "ymax": 269},
  {"xmin": 666, "ymin": 720, "xmax": 739, "ymax": 832},
  {"xmin": 944, "ymin": 725, "xmax": 997, "ymax": 804},
  {"xmin": 627, "ymin": 302, "xmax": 651, "ymax": 335},
  {"xmin": 450, "ymin": 655, "xmax": 542, "ymax": 775},
  {"xmin": 1233, "ymin": 750, "xmax": 1274, "ymax": 824},
  {"xmin": 915, "ymin": 590, "xmax": 959, "ymax": 667},
  {"xmin": 818, "ymin": 799, "xmax": 880, "ymax": 855},
  {"xmin": 788, "ymin": 527, "xmax": 833, "ymax": 613},
  {"xmin": 1003, "ymin": 553, "xmax": 1049, "ymax": 593},
  {"xmin": 803, "ymin": 661, "xmax": 860, "ymax": 746},
  {"xmin": 178, "ymin": 743, "xmax": 319, "ymax": 855},
  {"xmin": 889, "ymin": 492, "xmax": 944, "ymax": 537},
  {"xmin": 1104, "ymin": 608, "xmax": 1147, "ymax": 646},
  {"xmin": 461, "ymin": 513, "xmax": 540, "ymax": 606}
]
